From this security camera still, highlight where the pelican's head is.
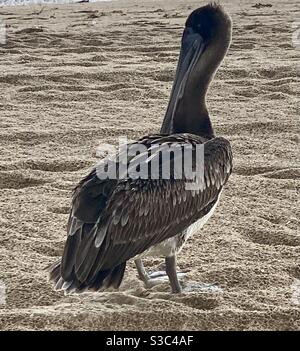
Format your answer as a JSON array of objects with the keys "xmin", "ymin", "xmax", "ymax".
[
  {"xmin": 185, "ymin": 3, "xmax": 231, "ymax": 43},
  {"xmin": 162, "ymin": 3, "xmax": 232, "ymax": 138}
]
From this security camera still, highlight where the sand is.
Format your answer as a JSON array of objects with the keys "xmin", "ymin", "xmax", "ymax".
[{"xmin": 0, "ymin": 0, "xmax": 299, "ymax": 331}]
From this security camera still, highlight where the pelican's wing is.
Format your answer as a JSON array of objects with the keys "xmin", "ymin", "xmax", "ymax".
[{"xmin": 50, "ymin": 135, "xmax": 232, "ymax": 292}]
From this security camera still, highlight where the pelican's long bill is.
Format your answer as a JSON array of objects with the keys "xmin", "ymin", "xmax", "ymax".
[{"xmin": 163, "ymin": 28, "xmax": 206, "ymax": 133}]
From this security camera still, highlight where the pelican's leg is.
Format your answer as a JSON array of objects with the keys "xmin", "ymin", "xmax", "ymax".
[
  {"xmin": 165, "ymin": 255, "xmax": 182, "ymax": 293},
  {"xmin": 135, "ymin": 257, "xmax": 187, "ymax": 291},
  {"xmin": 134, "ymin": 259, "xmax": 163, "ymax": 288},
  {"xmin": 135, "ymin": 258, "xmax": 150, "ymax": 283}
]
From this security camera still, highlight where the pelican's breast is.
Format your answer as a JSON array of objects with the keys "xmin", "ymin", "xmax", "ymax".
[
  {"xmin": 185, "ymin": 190, "xmax": 222, "ymax": 240},
  {"xmin": 135, "ymin": 236, "xmax": 179, "ymax": 259}
]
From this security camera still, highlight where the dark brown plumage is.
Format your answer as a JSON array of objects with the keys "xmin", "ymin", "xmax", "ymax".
[
  {"xmin": 47, "ymin": 3, "xmax": 233, "ymax": 294},
  {"xmin": 48, "ymin": 134, "xmax": 232, "ymax": 292}
]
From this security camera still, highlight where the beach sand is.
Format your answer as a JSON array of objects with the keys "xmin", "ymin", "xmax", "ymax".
[{"xmin": 0, "ymin": 0, "xmax": 299, "ymax": 330}]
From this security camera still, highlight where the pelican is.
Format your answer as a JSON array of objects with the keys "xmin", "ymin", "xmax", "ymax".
[{"xmin": 47, "ymin": 3, "xmax": 233, "ymax": 294}]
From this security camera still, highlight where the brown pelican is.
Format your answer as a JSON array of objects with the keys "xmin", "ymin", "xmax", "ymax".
[{"xmin": 47, "ymin": 3, "xmax": 233, "ymax": 294}]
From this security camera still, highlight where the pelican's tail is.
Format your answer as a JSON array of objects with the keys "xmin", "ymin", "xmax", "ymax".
[{"xmin": 45, "ymin": 260, "xmax": 126, "ymax": 294}]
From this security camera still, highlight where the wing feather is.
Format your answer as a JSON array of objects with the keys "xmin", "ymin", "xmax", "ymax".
[{"xmin": 54, "ymin": 134, "xmax": 232, "ymax": 290}]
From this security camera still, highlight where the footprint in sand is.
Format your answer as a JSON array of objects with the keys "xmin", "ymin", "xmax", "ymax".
[
  {"xmin": 234, "ymin": 165, "xmax": 300, "ymax": 179},
  {"xmin": 0, "ymin": 171, "xmax": 48, "ymax": 189},
  {"xmin": 48, "ymin": 206, "xmax": 70, "ymax": 215},
  {"xmin": 142, "ymin": 286, "xmax": 222, "ymax": 310},
  {"xmin": 22, "ymin": 160, "xmax": 90, "ymax": 173},
  {"xmin": 15, "ymin": 27, "xmax": 44, "ymax": 35},
  {"xmin": 243, "ymin": 228, "xmax": 300, "ymax": 247}
]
